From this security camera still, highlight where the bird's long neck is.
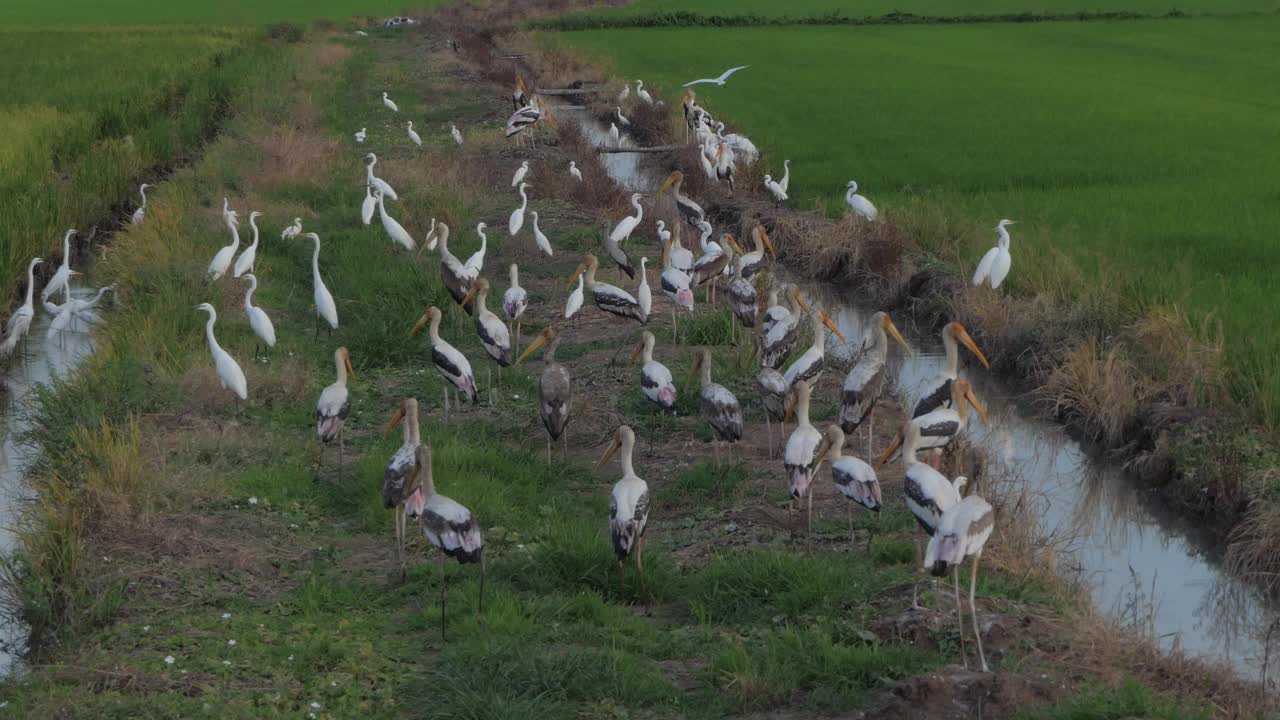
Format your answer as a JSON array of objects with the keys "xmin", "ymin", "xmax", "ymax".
[
  {"xmin": 795, "ymin": 388, "xmax": 812, "ymax": 428},
  {"xmin": 333, "ymin": 351, "xmax": 348, "ymax": 386},
  {"xmin": 941, "ymin": 327, "xmax": 959, "ymax": 377},
  {"xmin": 249, "ymin": 215, "xmax": 259, "ymax": 246},
  {"xmin": 409, "ymin": 400, "xmax": 421, "ymax": 446},
  {"xmin": 642, "ymin": 336, "xmax": 654, "ymax": 364},
  {"xmin": 418, "ymin": 456, "xmax": 437, "ymax": 497},
  {"xmin": 631, "ymin": 197, "xmax": 642, "ymax": 221},
  {"xmin": 311, "ymin": 237, "xmax": 321, "ymax": 276},
  {"xmin": 478, "ymin": 230, "xmax": 487, "ymax": 252},
  {"xmin": 203, "ymin": 311, "xmax": 220, "ymax": 353},
  {"xmin": 584, "ymin": 259, "xmax": 597, "ymax": 287},
  {"xmin": 62, "ymin": 231, "xmax": 72, "ymax": 261},
  {"xmin": 428, "ymin": 311, "xmax": 443, "ymax": 344},
  {"xmin": 639, "ymin": 258, "xmax": 647, "ymax": 282},
  {"xmin": 700, "ymin": 357, "xmax": 712, "ymax": 386},
  {"xmin": 510, "ymin": 265, "xmax": 520, "ymax": 288},
  {"xmin": 139, "ymin": 186, "xmax": 148, "ymax": 205},
  {"xmin": 902, "ymin": 428, "xmax": 919, "ymax": 469},
  {"xmin": 24, "ymin": 260, "xmax": 37, "ymax": 305},
  {"xmin": 226, "ymin": 217, "xmax": 240, "ymax": 249},
  {"xmin": 86, "ymin": 286, "xmax": 110, "ymax": 308},
  {"xmin": 620, "ymin": 435, "xmax": 636, "ymax": 479},
  {"xmin": 475, "ymin": 287, "xmax": 489, "ymax": 314},
  {"xmin": 996, "ymin": 225, "xmax": 1011, "ymax": 247},
  {"xmin": 244, "ymin": 277, "xmax": 257, "ymax": 308},
  {"xmin": 829, "ymin": 434, "xmax": 844, "ymax": 461},
  {"xmin": 811, "ymin": 315, "xmax": 826, "ymax": 351},
  {"xmin": 518, "ymin": 188, "xmax": 528, "ymax": 210}
]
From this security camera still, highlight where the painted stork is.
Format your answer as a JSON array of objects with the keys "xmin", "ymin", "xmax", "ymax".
[
  {"xmin": 783, "ymin": 379, "xmax": 822, "ymax": 541},
  {"xmin": 511, "ymin": 75, "xmax": 529, "ymax": 111},
  {"xmin": 0, "ymin": 257, "xmax": 42, "ymax": 357},
  {"xmin": 756, "ymin": 366, "xmax": 789, "ymax": 458},
  {"xmin": 316, "ymin": 346, "xmax": 355, "ymax": 474},
  {"xmin": 691, "ymin": 348, "xmax": 742, "ymax": 468},
  {"xmin": 241, "ymin": 273, "xmax": 276, "ymax": 358},
  {"xmin": 782, "ymin": 306, "xmax": 846, "ymax": 388},
  {"xmin": 973, "ymin": 219, "xmax": 1016, "ymax": 290},
  {"xmin": 883, "ymin": 378, "xmax": 987, "ymax": 468},
  {"xmin": 406, "ymin": 444, "xmax": 484, "ymax": 641},
  {"xmin": 464, "ymin": 223, "xmax": 488, "ymax": 280},
  {"xmin": 738, "ymin": 225, "xmax": 775, "ymax": 279},
  {"xmin": 383, "ymin": 397, "xmax": 422, "ymax": 577},
  {"xmin": 303, "ymin": 233, "xmax": 339, "ymax": 334},
  {"xmin": 515, "ymin": 326, "xmax": 572, "ymax": 464},
  {"xmin": 459, "ymin": 278, "xmax": 513, "ymax": 371},
  {"xmin": 879, "ymin": 420, "xmax": 967, "ymax": 608},
  {"xmin": 194, "ymin": 303, "xmax": 247, "ymax": 401},
  {"xmin": 503, "ymin": 264, "xmax": 528, "ymax": 351},
  {"xmin": 927, "ymin": 492, "xmax": 995, "ymax": 672},
  {"xmin": 434, "ymin": 223, "xmax": 474, "ymax": 315},
  {"xmin": 714, "ymin": 142, "xmax": 735, "ymax": 191},
  {"xmin": 725, "ymin": 252, "xmax": 757, "ymax": 331},
  {"xmin": 691, "ymin": 235, "xmax": 737, "ymax": 301},
  {"xmin": 530, "ymin": 211, "xmax": 553, "ymax": 257},
  {"xmin": 658, "ymin": 239, "xmax": 694, "ymax": 337},
  {"xmin": 605, "ymin": 218, "xmax": 636, "ymax": 282},
  {"xmin": 410, "ymin": 306, "xmax": 479, "ymax": 413},
  {"xmin": 761, "ymin": 287, "xmax": 806, "ymax": 370},
  {"xmin": 597, "ymin": 425, "xmax": 650, "ymax": 599},
  {"xmin": 569, "ymin": 254, "xmax": 645, "ymax": 324},
  {"xmin": 658, "ymin": 171, "xmax": 705, "ymax": 230},
  {"xmin": 913, "ymin": 321, "xmax": 990, "ymax": 419},
  {"xmin": 631, "ymin": 331, "xmax": 676, "ymax": 423},
  {"xmin": 840, "ymin": 311, "xmax": 912, "ymax": 456},
  {"xmin": 813, "ymin": 424, "xmax": 882, "ymax": 545},
  {"xmin": 845, "ymin": 180, "xmax": 878, "ymax": 221}
]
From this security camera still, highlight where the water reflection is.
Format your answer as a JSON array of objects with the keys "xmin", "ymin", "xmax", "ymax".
[{"xmin": 0, "ymin": 285, "xmax": 100, "ymax": 675}]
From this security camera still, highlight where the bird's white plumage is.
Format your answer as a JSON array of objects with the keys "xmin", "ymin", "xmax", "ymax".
[
  {"xmin": 282, "ymin": 217, "xmax": 302, "ymax": 240},
  {"xmin": 242, "ymin": 274, "xmax": 276, "ymax": 348},
  {"xmin": 1, "ymin": 257, "xmax": 42, "ymax": 356},
  {"xmin": 779, "ymin": 159, "xmax": 791, "ymax": 193},
  {"xmin": 407, "ymin": 120, "xmax": 422, "ymax": 147},
  {"xmin": 609, "ymin": 122, "xmax": 621, "ymax": 146},
  {"xmin": 354, "ymin": 127, "xmax": 366, "ymax": 143},
  {"xmin": 683, "ymin": 65, "xmax": 749, "ymax": 87},
  {"xmin": 130, "ymin": 184, "xmax": 149, "ymax": 225},
  {"xmin": 195, "ymin": 304, "xmax": 247, "ymax": 400},
  {"xmin": 207, "ymin": 215, "xmax": 240, "ymax": 282},
  {"xmin": 511, "ymin": 160, "xmax": 529, "ymax": 188},
  {"xmin": 635, "ymin": 80, "xmax": 653, "ymax": 104},
  {"xmin": 451, "ymin": 124, "xmax": 463, "ymax": 146},
  {"xmin": 232, "ymin": 211, "xmax": 261, "ymax": 278},
  {"xmin": 377, "ymin": 190, "xmax": 415, "ymax": 250},
  {"xmin": 569, "ymin": 161, "xmax": 583, "ymax": 182},
  {"xmin": 306, "ymin": 233, "xmax": 338, "ymax": 329},
  {"xmin": 361, "ymin": 185, "xmax": 377, "ymax": 225},
  {"xmin": 503, "ymin": 265, "xmax": 528, "ymax": 322},
  {"xmin": 530, "ymin": 211, "xmax": 553, "ymax": 257},
  {"xmin": 509, "ymin": 183, "xmax": 529, "ymax": 236},
  {"xmin": 637, "ymin": 257, "xmax": 652, "ymax": 320},
  {"xmin": 565, "ymin": 274, "xmax": 584, "ymax": 319},
  {"xmin": 845, "ymin": 181, "xmax": 878, "ymax": 221},
  {"xmin": 974, "ymin": 220, "xmax": 1015, "ymax": 289},
  {"xmin": 764, "ymin": 175, "xmax": 788, "ymax": 201},
  {"xmin": 464, "ymin": 223, "xmax": 487, "ymax": 280},
  {"xmin": 610, "ymin": 193, "xmax": 643, "ymax": 244},
  {"xmin": 365, "ymin": 154, "xmax": 399, "ymax": 202},
  {"xmin": 382, "ymin": 92, "xmax": 399, "ymax": 112}
]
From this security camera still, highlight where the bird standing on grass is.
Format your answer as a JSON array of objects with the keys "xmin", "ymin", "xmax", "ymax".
[
  {"xmin": 233, "ymin": 211, "xmax": 261, "ymax": 278},
  {"xmin": 383, "ymin": 397, "xmax": 422, "ymax": 577},
  {"xmin": 406, "ymin": 444, "xmax": 484, "ymax": 641},
  {"xmin": 503, "ymin": 263, "xmax": 528, "ymax": 351},
  {"xmin": 530, "ymin": 211, "xmax": 553, "ymax": 257},
  {"xmin": 366, "ymin": 154, "xmax": 399, "ymax": 201},
  {"xmin": 515, "ymin": 326, "xmax": 572, "ymax": 463},
  {"xmin": 282, "ymin": 217, "xmax": 303, "ymax": 240},
  {"xmin": 451, "ymin": 123, "xmax": 464, "ymax": 146},
  {"xmin": 783, "ymin": 379, "xmax": 823, "ymax": 543},
  {"xmin": 972, "ymin": 219, "xmax": 1015, "ymax": 290},
  {"xmin": 131, "ymin": 184, "xmax": 150, "ymax": 225},
  {"xmin": 433, "ymin": 223, "xmax": 474, "ymax": 315},
  {"xmin": 410, "ymin": 306, "xmax": 478, "ymax": 415},
  {"xmin": 194, "ymin": 303, "xmax": 247, "ymax": 401},
  {"xmin": 598, "ymin": 425, "xmax": 650, "ymax": 600},
  {"xmin": 377, "ymin": 189, "xmax": 415, "ymax": 251},
  {"xmin": 511, "ymin": 160, "xmax": 529, "ymax": 188},
  {"xmin": 316, "ymin": 347, "xmax": 355, "ymax": 475},
  {"xmin": 845, "ymin": 180, "xmax": 878, "ymax": 221},
  {"xmin": 362, "ymin": 184, "xmax": 377, "ymax": 226},
  {"xmin": 303, "ymin": 233, "xmax": 339, "ymax": 334},
  {"xmin": 509, "ymin": 183, "xmax": 530, "ymax": 236},
  {"xmin": 241, "ymin": 274, "xmax": 276, "ymax": 359},
  {"xmin": 813, "ymin": 424, "xmax": 882, "ymax": 546},
  {"xmin": 637, "ymin": 257, "xmax": 652, "ymax": 322},
  {"xmin": 631, "ymin": 331, "xmax": 676, "ymax": 428},
  {"xmin": 355, "ymin": 127, "xmax": 366, "ymax": 143},
  {"xmin": 464, "ymin": 223, "xmax": 488, "ymax": 280},
  {"xmin": 569, "ymin": 254, "xmax": 645, "ymax": 324},
  {"xmin": 206, "ymin": 213, "xmax": 240, "ymax": 282},
  {"xmin": 382, "ymin": 91, "xmax": 399, "ymax": 112},
  {"xmin": 926, "ymin": 492, "xmax": 995, "ymax": 672},
  {"xmin": 692, "ymin": 348, "xmax": 742, "ymax": 469},
  {"xmin": 459, "ymin": 278, "xmax": 512, "ymax": 373},
  {"xmin": 0, "ymin": 257, "xmax": 42, "ymax": 357}
]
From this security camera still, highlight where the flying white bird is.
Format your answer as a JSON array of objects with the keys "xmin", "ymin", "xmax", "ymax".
[
  {"xmin": 569, "ymin": 161, "xmax": 583, "ymax": 182},
  {"xmin": 683, "ymin": 65, "xmax": 749, "ymax": 87},
  {"xmin": 242, "ymin": 273, "xmax": 276, "ymax": 356},
  {"xmin": 382, "ymin": 92, "xmax": 399, "ymax": 112},
  {"xmin": 845, "ymin": 180, "xmax": 878, "ymax": 221},
  {"xmin": 130, "ymin": 184, "xmax": 150, "ymax": 225},
  {"xmin": 451, "ymin": 124, "xmax": 463, "ymax": 146},
  {"xmin": 232, "ymin": 211, "xmax": 262, "ymax": 278},
  {"xmin": 973, "ymin": 219, "xmax": 1016, "ymax": 289},
  {"xmin": 407, "ymin": 120, "xmax": 422, "ymax": 147},
  {"xmin": 194, "ymin": 303, "xmax": 247, "ymax": 401},
  {"xmin": 511, "ymin": 160, "xmax": 529, "ymax": 187},
  {"xmin": 354, "ymin": 127, "xmax": 366, "ymax": 143}
]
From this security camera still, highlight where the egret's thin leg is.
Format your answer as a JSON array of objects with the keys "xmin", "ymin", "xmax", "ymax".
[{"xmin": 954, "ymin": 566, "xmax": 969, "ymax": 670}]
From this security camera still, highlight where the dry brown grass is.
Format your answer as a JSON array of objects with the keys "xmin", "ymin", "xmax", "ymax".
[
  {"xmin": 249, "ymin": 123, "xmax": 341, "ymax": 192},
  {"xmin": 1038, "ymin": 339, "xmax": 1146, "ymax": 448}
]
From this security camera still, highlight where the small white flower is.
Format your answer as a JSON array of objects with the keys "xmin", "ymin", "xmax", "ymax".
[
  {"xmin": 227, "ymin": 639, "xmax": 237, "ymax": 647},
  {"xmin": 221, "ymin": 613, "xmax": 231, "ymax": 619},
  {"xmin": 248, "ymin": 497, "xmax": 259, "ymax": 505},
  {"xmin": 164, "ymin": 656, "xmax": 175, "ymax": 665}
]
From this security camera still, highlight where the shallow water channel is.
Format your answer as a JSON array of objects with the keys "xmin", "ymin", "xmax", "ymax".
[
  {"xmin": 576, "ymin": 111, "xmax": 1273, "ymax": 676},
  {"xmin": 0, "ymin": 285, "xmax": 101, "ymax": 675}
]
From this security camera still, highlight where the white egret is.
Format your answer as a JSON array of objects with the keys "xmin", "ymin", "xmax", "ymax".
[
  {"xmin": 365, "ymin": 154, "xmax": 399, "ymax": 201},
  {"xmin": 464, "ymin": 223, "xmax": 487, "ymax": 280},
  {"xmin": 565, "ymin": 272, "xmax": 584, "ymax": 322},
  {"xmin": 451, "ymin": 123, "xmax": 463, "ymax": 146},
  {"xmin": 845, "ymin": 180, "xmax": 878, "ymax": 221},
  {"xmin": 609, "ymin": 192, "xmax": 644, "ymax": 245},
  {"xmin": 779, "ymin": 159, "xmax": 791, "ymax": 193},
  {"xmin": 683, "ymin": 65, "xmax": 749, "ymax": 87},
  {"xmin": 0, "ymin": 257, "xmax": 42, "ymax": 356},
  {"xmin": 530, "ymin": 211, "xmax": 553, "ymax": 257},
  {"xmin": 972, "ymin": 219, "xmax": 1015, "ymax": 289},
  {"xmin": 637, "ymin": 257, "xmax": 652, "ymax": 321},
  {"xmin": 511, "ymin": 160, "xmax": 529, "ymax": 188},
  {"xmin": 194, "ymin": 303, "xmax": 247, "ymax": 401},
  {"xmin": 206, "ymin": 213, "xmax": 240, "ymax": 282},
  {"xmin": 609, "ymin": 122, "xmax": 620, "ymax": 146},
  {"xmin": 617, "ymin": 82, "xmax": 630, "ymax": 103},
  {"xmin": 764, "ymin": 174, "xmax": 788, "ymax": 202},
  {"xmin": 655, "ymin": 220, "xmax": 671, "ymax": 245},
  {"xmin": 361, "ymin": 184, "xmax": 377, "ymax": 225},
  {"xmin": 232, "ymin": 211, "xmax": 262, "ymax": 278},
  {"xmin": 281, "ymin": 217, "xmax": 302, "ymax": 240},
  {"xmin": 355, "ymin": 127, "xmax": 366, "ymax": 143},
  {"xmin": 615, "ymin": 106, "xmax": 630, "ymax": 126},
  {"xmin": 377, "ymin": 189, "xmax": 415, "ymax": 250},
  {"xmin": 130, "ymin": 184, "xmax": 150, "ymax": 225},
  {"xmin": 569, "ymin": 161, "xmax": 583, "ymax": 182},
  {"xmin": 407, "ymin": 120, "xmax": 422, "ymax": 147},
  {"xmin": 635, "ymin": 80, "xmax": 653, "ymax": 104},
  {"xmin": 658, "ymin": 171, "xmax": 705, "ymax": 229},
  {"xmin": 303, "ymin": 232, "xmax": 338, "ymax": 334},
  {"xmin": 509, "ymin": 182, "xmax": 530, "ymax": 236},
  {"xmin": 241, "ymin": 273, "xmax": 276, "ymax": 357},
  {"xmin": 46, "ymin": 285, "xmax": 113, "ymax": 340},
  {"xmin": 382, "ymin": 91, "xmax": 399, "ymax": 112},
  {"xmin": 42, "ymin": 229, "xmax": 76, "ymax": 302}
]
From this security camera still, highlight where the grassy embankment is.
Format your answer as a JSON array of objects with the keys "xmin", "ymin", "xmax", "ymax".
[
  {"xmin": 551, "ymin": 9, "xmax": 1280, "ymax": 586},
  {"xmin": 0, "ymin": 19, "xmax": 1253, "ymax": 718}
]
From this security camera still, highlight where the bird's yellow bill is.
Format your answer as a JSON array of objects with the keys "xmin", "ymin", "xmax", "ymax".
[
  {"xmin": 567, "ymin": 263, "xmax": 586, "ymax": 289},
  {"xmin": 724, "ymin": 234, "xmax": 743, "ymax": 255},
  {"xmin": 792, "ymin": 288, "xmax": 811, "ymax": 315},
  {"xmin": 628, "ymin": 342, "xmax": 644, "ymax": 368},
  {"xmin": 965, "ymin": 386, "xmax": 989, "ymax": 424},
  {"xmin": 595, "ymin": 434, "xmax": 622, "ymax": 472},
  {"xmin": 514, "ymin": 329, "xmax": 550, "ymax": 366},
  {"xmin": 383, "ymin": 402, "xmax": 406, "ymax": 437},
  {"xmin": 954, "ymin": 324, "xmax": 990, "ymax": 369},
  {"xmin": 460, "ymin": 284, "xmax": 480, "ymax": 309},
  {"xmin": 783, "ymin": 392, "xmax": 798, "ymax": 423},
  {"xmin": 884, "ymin": 316, "xmax": 914, "ymax": 356},
  {"xmin": 658, "ymin": 172, "xmax": 680, "ymax": 194},
  {"xmin": 820, "ymin": 310, "xmax": 846, "ymax": 343},
  {"xmin": 878, "ymin": 430, "xmax": 905, "ymax": 467},
  {"xmin": 758, "ymin": 227, "xmax": 776, "ymax": 259},
  {"xmin": 409, "ymin": 310, "xmax": 432, "ymax": 337},
  {"xmin": 812, "ymin": 436, "xmax": 833, "ymax": 468},
  {"xmin": 344, "ymin": 352, "xmax": 357, "ymax": 380}
]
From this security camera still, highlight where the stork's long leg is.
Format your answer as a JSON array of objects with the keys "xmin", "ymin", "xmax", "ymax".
[
  {"xmin": 439, "ymin": 548, "xmax": 448, "ymax": 642},
  {"xmin": 954, "ymin": 566, "xmax": 969, "ymax": 670},
  {"xmin": 847, "ymin": 502, "xmax": 853, "ymax": 543},
  {"xmin": 807, "ymin": 486, "xmax": 813, "ymax": 552},
  {"xmin": 912, "ymin": 538, "xmax": 923, "ymax": 609},
  {"xmin": 478, "ymin": 554, "xmax": 486, "ymax": 619},
  {"xmin": 970, "ymin": 553, "xmax": 989, "ymax": 672}
]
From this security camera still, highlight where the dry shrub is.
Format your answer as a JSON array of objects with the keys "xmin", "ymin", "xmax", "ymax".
[
  {"xmin": 250, "ymin": 124, "xmax": 340, "ymax": 191},
  {"xmin": 309, "ymin": 42, "xmax": 352, "ymax": 70},
  {"xmin": 1129, "ymin": 306, "xmax": 1224, "ymax": 408},
  {"xmin": 1038, "ymin": 338, "xmax": 1146, "ymax": 448}
]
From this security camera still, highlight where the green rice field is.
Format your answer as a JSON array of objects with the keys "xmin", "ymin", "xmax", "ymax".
[
  {"xmin": 559, "ymin": 15, "xmax": 1280, "ymax": 421},
  {"xmin": 0, "ymin": 0, "xmax": 428, "ymax": 25}
]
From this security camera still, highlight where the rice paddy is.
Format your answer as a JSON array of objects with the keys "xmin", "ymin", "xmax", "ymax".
[{"xmin": 557, "ymin": 14, "xmax": 1280, "ymax": 423}]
